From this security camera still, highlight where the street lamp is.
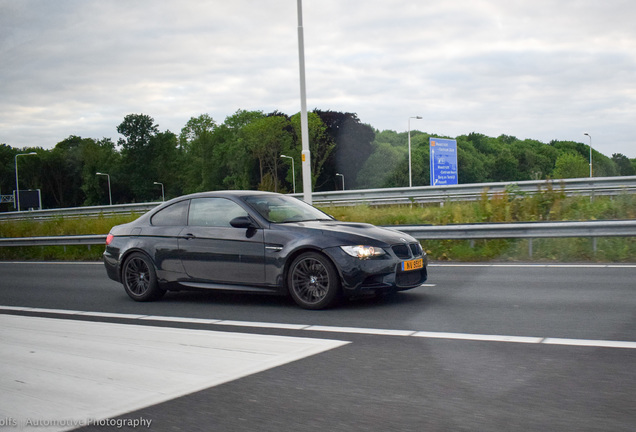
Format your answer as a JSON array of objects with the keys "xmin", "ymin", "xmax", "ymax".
[
  {"xmin": 280, "ymin": 155, "xmax": 296, "ymax": 194},
  {"xmin": 297, "ymin": 0, "xmax": 312, "ymax": 204},
  {"xmin": 336, "ymin": 173, "xmax": 345, "ymax": 190},
  {"xmin": 153, "ymin": 182, "xmax": 165, "ymax": 201},
  {"xmin": 14, "ymin": 152, "xmax": 37, "ymax": 211},
  {"xmin": 408, "ymin": 116, "xmax": 423, "ymax": 187},
  {"xmin": 96, "ymin": 172, "xmax": 112, "ymax": 205},
  {"xmin": 583, "ymin": 133, "xmax": 593, "ymax": 177}
]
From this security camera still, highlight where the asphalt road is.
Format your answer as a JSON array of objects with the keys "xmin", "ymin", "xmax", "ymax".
[{"xmin": 1, "ymin": 261, "xmax": 635, "ymax": 431}]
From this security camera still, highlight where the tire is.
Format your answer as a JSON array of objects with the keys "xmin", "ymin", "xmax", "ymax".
[
  {"xmin": 122, "ymin": 252, "xmax": 165, "ymax": 302},
  {"xmin": 287, "ymin": 252, "xmax": 340, "ymax": 310}
]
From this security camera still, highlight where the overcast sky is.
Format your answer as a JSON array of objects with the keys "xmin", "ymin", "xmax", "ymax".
[{"xmin": 1, "ymin": 0, "xmax": 635, "ymax": 158}]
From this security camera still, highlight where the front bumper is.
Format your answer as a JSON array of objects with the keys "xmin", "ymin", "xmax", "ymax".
[{"xmin": 324, "ymin": 246, "xmax": 428, "ymax": 295}]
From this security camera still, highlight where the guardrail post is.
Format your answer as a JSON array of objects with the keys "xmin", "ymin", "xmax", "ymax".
[
  {"xmin": 592, "ymin": 237, "xmax": 597, "ymax": 256},
  {"xmin": 528, "ymin": 238, "xmax": 533, "ymax": 258}
]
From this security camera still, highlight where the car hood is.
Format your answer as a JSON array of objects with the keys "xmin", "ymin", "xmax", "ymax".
[{"xmin": 282, "ymin": 220, "xmax": 416, "ymax": 246}]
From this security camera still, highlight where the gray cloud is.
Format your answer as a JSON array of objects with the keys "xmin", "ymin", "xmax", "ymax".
[{"xmin": 1, "ymin": 0, "xmax": 634, "ymax": 157}]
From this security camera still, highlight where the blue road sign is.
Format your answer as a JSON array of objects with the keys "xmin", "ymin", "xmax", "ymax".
[{"xmin": 430, "ymin": 138, "xmax": 458, "ymax": 186}]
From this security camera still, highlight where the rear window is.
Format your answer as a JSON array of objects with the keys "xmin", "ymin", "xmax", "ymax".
[{"xmin": 150, "ymin": 200, "xmax": 189, "ymax": 226}]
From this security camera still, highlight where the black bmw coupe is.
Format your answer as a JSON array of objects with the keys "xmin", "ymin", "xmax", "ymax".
[{"xmin": 104, "ymin": 191, "xmax": 427, "ymax": 309}]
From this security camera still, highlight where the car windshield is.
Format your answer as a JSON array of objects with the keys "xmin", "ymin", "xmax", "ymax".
[{"xmin": 243, "ymin": 195, "xmax": 333, "ymax": 223}]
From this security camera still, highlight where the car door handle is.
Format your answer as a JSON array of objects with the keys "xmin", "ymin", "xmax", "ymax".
[{"xmin": 181, "ymin": 233, "xmax": 196, "ymax": 240}]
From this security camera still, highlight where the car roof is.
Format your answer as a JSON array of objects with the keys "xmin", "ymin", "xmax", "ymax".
[
  {"xmin": 175, "ymin": 190, "xmax": 280, "ymax": 200},
  {"xmin": 153, "ymin": 190, "xmax": 284, "ymax": 211}
]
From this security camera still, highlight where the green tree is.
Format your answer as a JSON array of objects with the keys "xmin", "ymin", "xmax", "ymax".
[
  {"xmin": 150, "ymin": 131, "xmax": 181, "ymax": 199},
  {"xmin": 455, "ymin": 136, "xmax": 490, "ymax": 184},
  {"xmin": 41, "ymin": 136, "xmax": 88, "ymax": 208},
  {"xmin": 117, "ymin": 114, "xmax": 180, "ymax": 201},
  {"xmin": 612, "ymin": 153, "xmax": 635, "ymax": 176},
  {"xmin": 80, "ymin": 138, "xmax": 121, "ymax": 206},
  {"xmin": 290, "ymin": 111, "xmax": 335, "ymax": 191},
  {"xmin": 491, "ymin": 147, "xmax": 520, "ymax": 182},
  {"xmin": 357, "ymin": 140, "xmax": 405, "ymax": 189},
  {"xmin": 179, "ymin": 114, "xmax": 218, "ymax": 193},
  {"xmin": 552, "ymin": 152, "xmax": 590, "ymax": 179},
  {"xmin": 314, "ymin": 110, "xmax": 375, "ymax": 190},
  {"xmin": 217, "ymin": 110, "xmax": 265, "ymax": 190},
  {"xmin": 241, "ymin": 114, "xmax": 293, "ymax": 192}
]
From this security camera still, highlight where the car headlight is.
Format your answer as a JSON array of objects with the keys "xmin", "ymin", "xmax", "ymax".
[{"xmin": 340, "ymin": 245, "xmax": 386, "ymax": 259}]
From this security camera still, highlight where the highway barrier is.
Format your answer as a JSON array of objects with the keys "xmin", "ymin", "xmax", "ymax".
[
  {"xmin": 2, "ymin": 220, "xmax": 635, "ymax": 258},
  {"xmin": 1, "ymin": 175, "xmax": 635, "ymax": 221}
]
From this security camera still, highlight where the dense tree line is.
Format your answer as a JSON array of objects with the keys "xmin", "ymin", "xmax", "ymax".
[{"xmin": 1, "ymin": 109, "xmax": 635, "ymax": 211}]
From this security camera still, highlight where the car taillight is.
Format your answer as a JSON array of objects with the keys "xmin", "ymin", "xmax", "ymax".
[{"xmin": 105, "ymin": 234, "xmax": 114, "ymax": 245}]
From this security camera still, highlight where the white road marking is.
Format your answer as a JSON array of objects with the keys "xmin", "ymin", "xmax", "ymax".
[
  {"xmin": 2, "ymin": 306, "xmax": 635, "ymax": 351},
  {"xmin": 0, "ymin": 314, "xmax": 348, "ymax": 432},
  {"xmin": 413, "ymin": 331, "xmax": 543, "ymax": 344},
  {"xmin": 543, "ymin": 338, "xmax": 636, "ymax": 350},
  {"xmin": 430, "ymin": 263, "xmax": 636, "ymax": 268},
  {"xmin": 306, "ymin": 325, "xmax": 416, "ymax": 336}
]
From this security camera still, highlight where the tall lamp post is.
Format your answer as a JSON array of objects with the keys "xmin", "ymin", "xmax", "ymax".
[
  {"xmin": 408, "ymin": 116, "xmax": 423, "ymax": 187},
  {"xmin": 96, "ymin": 172, "xmax": 112, "ymax": 205},
  {"xmin": 336, "ymin": 173, "xmax": 345, "ymax": 190},
  {"xmin": 280, "ymin": 155, "xmax": 296, "ymax": 194},
  {"xmin": 297, "ymin": 0, "xmax": 312, "ymax": 204},
  {"xmin": 153, "ymin": 182, "xmax": 165, "ymax": 201},
  {"xmin": 15, "ymin": 152, "xmax": 37, "ymax": 211},
  {"xmin": 583, "ymin": 133, "xmax": 593, "ymax": 177}
]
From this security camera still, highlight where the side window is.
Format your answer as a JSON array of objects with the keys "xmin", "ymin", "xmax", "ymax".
[
  {"xmin": 188, "ymin": 198, "xmax": 248, "ymax": 227},
  {"xmin": 150, "ymin": 200, "xmax": 189, "ymax": 226}
]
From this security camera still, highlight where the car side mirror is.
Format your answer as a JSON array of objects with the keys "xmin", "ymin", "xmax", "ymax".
[{"xmin": 230, "ymin": 216, "xmax": 257, "ymax": 229}]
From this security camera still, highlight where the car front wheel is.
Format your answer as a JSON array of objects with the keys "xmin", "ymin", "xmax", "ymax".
[
  {"xmin": 122, "ymin": 252, "xmax": 165, "ymax": 301},
  {"xmin": 288, "ymin": 252, "xmax": 340, "ymax": 309}
]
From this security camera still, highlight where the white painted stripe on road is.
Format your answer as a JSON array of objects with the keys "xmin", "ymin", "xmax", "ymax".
[
  {"xmin": 430, "ymin": 263, "xmax": 636, "ymax": 268},
  {"xmin": 0, "ymin": 314, "xmax": 348, "ymax": 431},
  {"xmin": 306, "ymin": 325, "xmax": 416, "ymax": 337},
  {"xmin": 542, "ymin": 338, "xmax": 636, "ymax": 349},
  {"xmin": 2, "ymin": 305, "xmax": 635, "ymax": 350},
  {"xmin": 413, "ymin": 331, "xmax": 543, "ymax": 344},
  {"xmin": 215, "ymin": 320, "xmax": 310, "ymax": 330},
  {"xmin": 20, "ymin": 307, "xmax": 84, "ymax": 315},
  {"xmin": 140, "ymin": 315, "xmax": 222, "ymax": 324},
  {"xmin": 78, "ymin": 311, "xmax": 149, "ymax": 319}
]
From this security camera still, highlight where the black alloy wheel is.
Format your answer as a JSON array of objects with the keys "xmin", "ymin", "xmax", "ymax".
[
  {"xmin": 288, "ymin": 252, "xmax": 340, "ymax": 309},
  {"xmin": 122, "ymin": 252, "xmax": 164, "ymax": 301}
]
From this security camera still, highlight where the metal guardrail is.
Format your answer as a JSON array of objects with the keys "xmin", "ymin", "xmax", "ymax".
[
  {"xmin": 1, "ymin": 220, "xmax": 634, "ymax": 248},
  {"xmin": 1, "ymin": 176, "xmax": 635, "ymax": 221},
  {"xmin": 0, "ymin": 234, "xmax": 107, "ymax": 247},
  {"xmin": 309, "ymin": 175, "xmax": 636, "ymax": 206},
  {"xmin": 392, "ymin": 219, "xmax": 636, "ymax": 239},
  {"xmin": 0, "ymin": 202, "xmax": 160, "ymax": 221}
]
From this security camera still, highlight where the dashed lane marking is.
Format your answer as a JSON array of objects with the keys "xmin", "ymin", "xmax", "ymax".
[{"xmin": 2, "ymin": 306, "xmax": 635, "ymax": 350}]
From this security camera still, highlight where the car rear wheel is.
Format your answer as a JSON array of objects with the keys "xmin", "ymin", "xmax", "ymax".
[
  {"xmin": 288, "ymin": 252, "xmax": 340, "ymax": 309},
  {"xmin": 122, "ymin": 252, "xmax": 165, "ymax": 301}
]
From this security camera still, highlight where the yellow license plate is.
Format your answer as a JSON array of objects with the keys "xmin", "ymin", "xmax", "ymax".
[{"xmin": 402, "ymin": 258, "xmax": 423, "ymax": 271}]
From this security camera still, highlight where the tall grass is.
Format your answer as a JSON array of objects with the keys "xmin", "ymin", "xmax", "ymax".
[{"xmin": 1, "ymin": 189, "xmax": 634, "ymax": 262}]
